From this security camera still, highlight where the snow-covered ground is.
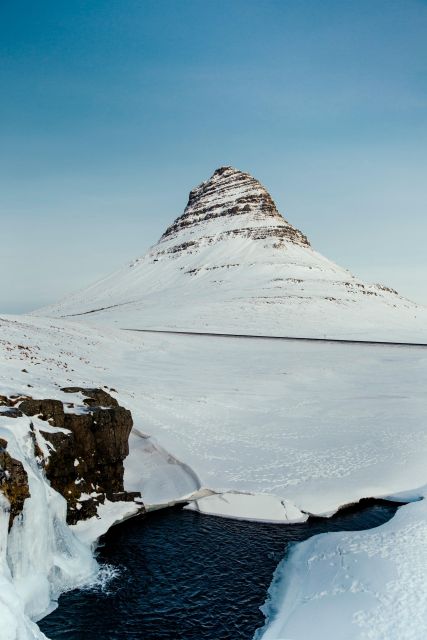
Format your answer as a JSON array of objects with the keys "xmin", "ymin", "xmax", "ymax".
[
  {"xmin": 256, "ymin": 493, "xmax": 427, "ymax": 640},
  {"xmin": 36, "ymin": 234, "xmax": 427, "ymax": 342},
  {"xmin": 3, "ymin": 315, "xmax": 426, "ymax": 518},
  {"xmin": 1, "ymin": 313, "xmax": 427, "ymax": 639}
]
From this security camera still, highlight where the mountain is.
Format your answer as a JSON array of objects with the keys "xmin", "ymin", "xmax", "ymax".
[{"xmin": 36, "ymin": 166, "xmax": 427, "ymax": 341}]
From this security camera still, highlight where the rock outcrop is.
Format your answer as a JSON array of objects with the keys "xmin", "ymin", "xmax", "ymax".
[
  {"xmin": 20, "ymin": 397, "xmax": 66, "ymax": 426},
  {"xmin": 1, "ymin": 388, "xmax": 142, "ymax": 525},
  {"xmin": 0, "ymin": 439, "xmax": 30, "ymax": 529}
]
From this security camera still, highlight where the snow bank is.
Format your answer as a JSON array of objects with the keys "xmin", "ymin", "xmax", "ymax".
[
  {"xmin": 71, "ymin": 499, "xmax": 141, "ymax": 546},
  {"xmin": 256, "ymin": 496, "xmax": 427, "ymax": 640},
  {"xmin": 124, "ymin": 431, "xmax": 201, "ymax": 506}
]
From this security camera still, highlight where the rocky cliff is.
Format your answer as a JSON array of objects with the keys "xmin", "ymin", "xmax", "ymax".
[
  {"xmin": 0, "ymin": 388, "xmax": 142, "ymax": 526},
  {"xmin": 0, "ymin": 437, "xmax": 30, "ymax": 529}
]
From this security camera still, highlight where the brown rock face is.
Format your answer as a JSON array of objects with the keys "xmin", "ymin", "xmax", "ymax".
[
  {"xmin": 0, "ymin": 438, "xmax": 30, "ymax": 529},
  {"xmin": 61, "ymin": 387, "xmax": 119, "ymax": 408},
  {"xmin": 160, "ymin": 166, "xmax": 310, "ymax": 249},
  {"xmin": 17, "ymin": 388, "xmax": 142, "ymax": 524},
  {"xmin": 19, "ymin": 398, "xmax": 65, "ymax": 427}
]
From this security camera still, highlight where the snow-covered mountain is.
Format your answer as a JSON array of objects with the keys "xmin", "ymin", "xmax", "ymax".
[
  {"xmin": 37, "ymin": 166, "xmax": 427, "ymax": 340},
  {"xmin": 4, "ymin": 167, "xmax": 427, "ymax": 639}
]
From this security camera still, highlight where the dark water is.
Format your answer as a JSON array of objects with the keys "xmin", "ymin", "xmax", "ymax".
[{"xmin": 40, "ymin": 501, "xmax": 398, "ymax": 640}]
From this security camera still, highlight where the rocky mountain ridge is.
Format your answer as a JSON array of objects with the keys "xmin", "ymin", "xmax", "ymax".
[{"xmin": 160, "ymin": 166, "xmax": 310, "ymax": 250}]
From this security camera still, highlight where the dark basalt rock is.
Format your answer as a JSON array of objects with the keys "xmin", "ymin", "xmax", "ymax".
[
  {"xmin": 0, "ymin": 394, "xmax": 31, "ymax": 407},
  {"xmin": 0, "ymin": 438, "xmax": 30, "ymax": 529},
  {"xmin": 42, "ymin": 391, "xmax": 139, "ymax": 524},
  {"xmin": 1, "ymin": 388, "xmax": 142, "ymax": 525},
  {"xmin": 19, "ymin": 398, "xmax": 65, "ymax": 427},
  {"xmin": 60, "ymin": 387, "xmax": 119, "ymax": 408},
  {"xmin": 0, "ymin": 407, "xmax": 23, "ymax": 418}
]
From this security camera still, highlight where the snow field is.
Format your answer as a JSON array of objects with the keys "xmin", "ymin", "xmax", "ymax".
[{"xmin": 1, "ymin": 314, "xmax": 427, "ymax": 639}]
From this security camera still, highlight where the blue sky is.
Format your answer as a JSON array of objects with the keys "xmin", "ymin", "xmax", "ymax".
[{"xmin": 1, "ymin": 0, "xmax": 426, "ymax": 312}]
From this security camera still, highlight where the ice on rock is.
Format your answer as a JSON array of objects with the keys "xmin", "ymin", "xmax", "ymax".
[{"xmin": 0, "ymin": 418, "xmax": 98, "ymax": 639}]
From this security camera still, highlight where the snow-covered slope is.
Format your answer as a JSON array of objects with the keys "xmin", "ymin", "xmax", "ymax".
[
  {"xmin": 36, "ymin": 167, "xmax": 427, "ymax": 342},
  {"xmin": 256, "ymin": 491, "xmax": 427, "ymax": 640},
  {"xmin": 1, "ymin": 315, "xmax": 427, "ymax": 638},
  {"xmin": 2, "ymin": 315, "xmax": 427, "ymax": 520}
]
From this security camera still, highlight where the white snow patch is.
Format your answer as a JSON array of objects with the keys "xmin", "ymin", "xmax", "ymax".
[{"xmin": 71, "ymin": 499, "xmax": 141, "ymax": 547}]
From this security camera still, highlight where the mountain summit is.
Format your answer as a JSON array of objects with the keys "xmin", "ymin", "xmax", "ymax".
[
  {"xmin": 36, "ymin": 167, "xmax": 427, "ymax": 341},
  {"xmin": 160, "ymin": 166, "xmax": 309, "ymax": 249}
]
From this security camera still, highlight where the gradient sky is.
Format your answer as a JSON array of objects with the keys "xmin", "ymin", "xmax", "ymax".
[{"xmin": 1, "ymin": 0, "xmax": 426, "ymax": 313}]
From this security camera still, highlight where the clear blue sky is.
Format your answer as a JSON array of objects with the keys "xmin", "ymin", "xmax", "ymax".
[{"xmin": 1, "ymin": 0, "xmax": 426, "ymax": 312}]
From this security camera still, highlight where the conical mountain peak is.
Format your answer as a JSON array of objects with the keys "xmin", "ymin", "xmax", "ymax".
[
  {"xmin": 160, "ymin": 167, "xmax": 310, "ymax": 248},
  {"xmin": 35, "ymin": 166, "xmax": 427, "ymax": 343}
]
